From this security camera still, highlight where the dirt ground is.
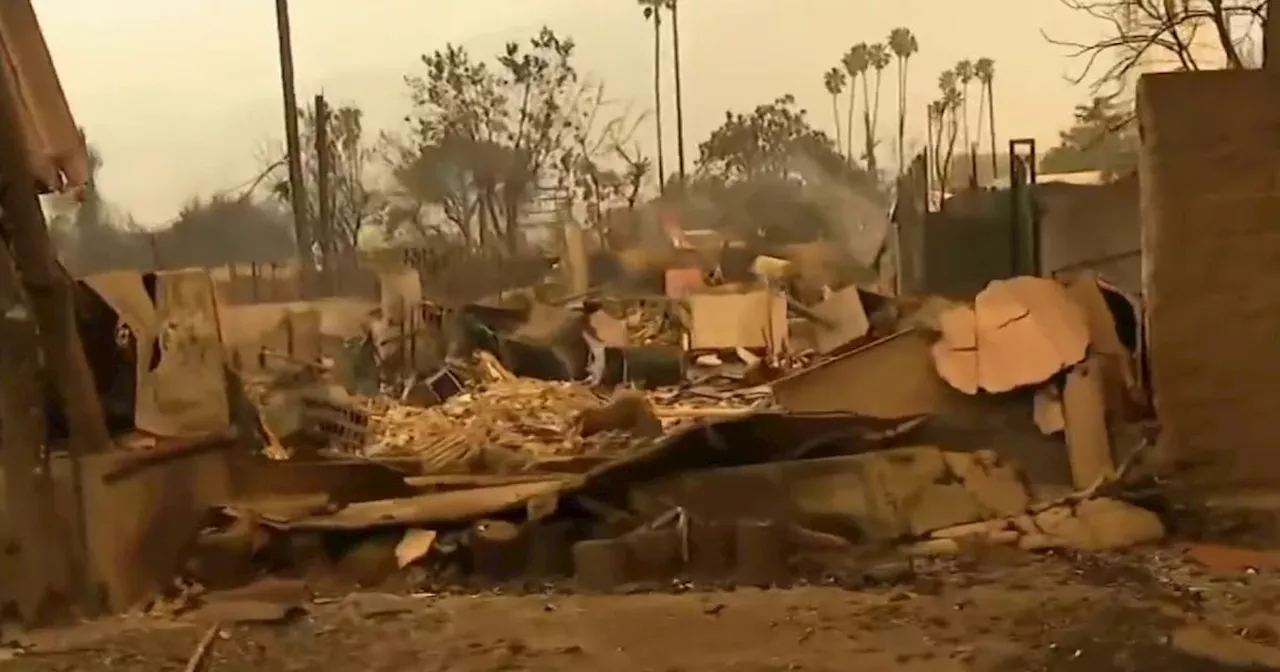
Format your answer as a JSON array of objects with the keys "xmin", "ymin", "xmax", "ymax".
[{"xmin": 5, "ymin": 547, "xmax": 1279, "ymax": 672}]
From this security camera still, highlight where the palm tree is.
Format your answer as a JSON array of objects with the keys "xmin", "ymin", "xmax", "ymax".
[
  {"xmin": 975, "ymin": 58, "xmax": 996, "ymax": 182},
  {"xmin": 888, "ymin": 28, "xmax": 919, "ymax": 176},
  {"xmin": 954, "ymin": 59, "xmax": 975, "ymax": 178},
  {"xmin": 666, "ymin": 0, "xmax": 687, "ymax": 186},
  {"xmin": 824, "ymin": 67, "xmax": 848, "ymax": 154},
  {"xmin": 863, "ymin": 43, "xmax": 891, "ymax": 179},
  {"xmin": 927, "ymin": 99, "xmax": 947, "ymax": 198},
  {"xmin": 937, "ymin": 70, "xmax": 961, "ymax": 194},
  {"xmin": 842, "ymin": 44, "xmax": 869, "ymax": 163},
  {"xmin": 640, "ymin": 0, "xmax": 666, "ymax": 192}
]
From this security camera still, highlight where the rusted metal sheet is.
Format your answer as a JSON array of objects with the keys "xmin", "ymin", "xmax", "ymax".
[{"xmin": 0, "ymin": 0, "xmax": 88, "ymax": 193}]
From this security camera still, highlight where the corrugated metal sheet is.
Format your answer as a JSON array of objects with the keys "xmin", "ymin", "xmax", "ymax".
[{"xmin": 0, "ymin": 0, "xmax": 87, "ymax": 193}]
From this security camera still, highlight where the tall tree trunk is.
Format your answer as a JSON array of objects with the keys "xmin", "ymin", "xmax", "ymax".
[
  {"xmin": 651, "ymin": 11, "xmax": 666, "ymax": 193},
  {"xmin": 987, "ymin": 82, "xmax": 997, "ymax": 181},
  {"xmin": 896, "ymin": 60, "xmax": 907, "ymax": 176},
  {"xmin": 861, "ymin": 74, "xmax": 877, "ymax": 177},
  {"xmin": 845, "ymin": 78, "xmax": 856, "ymax": 163},
  {"xmin": 975, "ymin": 85, "xmax": 988, "ymax": 184},
  {"xmin": 830, "ymin": 94, "xmax": 843, "ymax": 157},
  {"xmin": 670, "ymin": 0, "xmax": 687, "ymax": 186},
  {"xmin": 961, "ymin": 85, "xmax": 971, "ymax": 162},
  {"xmin": 871, "ymin": 69, "xmax": 884, "ymax": 150},
  {"xmin": 942, "ymin": 112, "xmax": 959, "ymax": 198}
]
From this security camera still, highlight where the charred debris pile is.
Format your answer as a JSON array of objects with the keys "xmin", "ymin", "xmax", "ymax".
[{"xmin": 139, "ymin": 248, "xmax": 1163, "ymax": 618}]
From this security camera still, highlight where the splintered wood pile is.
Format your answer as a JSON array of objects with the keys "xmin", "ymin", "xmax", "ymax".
[
  {"xmin": 356, "ymin": 378, "xmax": 769, "ymax": 473},
  {"xmin": 361, "ymin": 379, "xmax": 625, "ymax": 469}
]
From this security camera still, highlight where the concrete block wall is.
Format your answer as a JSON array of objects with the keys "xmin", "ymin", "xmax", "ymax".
[{"xmin": 1137, "ymin": 70, "xmax": 1280, "ymax": 486}]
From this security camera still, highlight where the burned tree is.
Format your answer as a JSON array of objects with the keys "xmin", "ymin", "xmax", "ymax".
[
  {"xmin": 1045, "ymin": 0, "xmax": 1263, "ymax": 95},
  {"xmin": 387, "ymin": 28, "xmax": 587, "ymax": 253}
]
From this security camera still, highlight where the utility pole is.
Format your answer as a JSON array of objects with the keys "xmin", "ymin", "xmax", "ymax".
[
  {"xmin": 0, "ymin": 39, "xmax": 109, "ymax": 611},
  {"xmin": 274, "ymin": 0, "xmax": 316, "ymax": 297},
  {"xmin": 313, "ymin": 93, "xmax": 334, "ymax": 294}
]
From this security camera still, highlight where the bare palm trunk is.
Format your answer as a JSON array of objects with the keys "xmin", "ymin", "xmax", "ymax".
[
  {"xmin": 861, "ymin": 74, "xmax": 877, "ymax": 176},
  {"xmin": 830, "ymin": 94, "xmax": 843, "ymax": 156},
  {"xmin": 987, "ymin": 82, "xmax": 997, "ymax": 180},
  {"xmin": 845, "ymin": 76, "xmax": 857, "ymax": 163},
  {"xmin": 930, "ymin": 114, "xmax": 944, "ymax": 194},
  {"xmin": 896, "ymin": 60, "xmax": 908, "ymax": 175},
  {"xmin": 975, "ymin": 86, "xmax": 987, "ymax": 184},
  {"xmin": 961, "ymin": 85, "xmax": 971, "ymax": 162},
  {"xmin": 671, "ymin": 1, "xmax": 687, "ymax": 186},
  {"xmin": 871, "ymin": 69, "xmax": 884, "ymax": 145},
  {"xmin": 652, "ymin": 12, "xmax": 666, "ymax": 192},
  {"xmin": 942, "ymin": 111, "xmax": 960, "ymax": 198}
]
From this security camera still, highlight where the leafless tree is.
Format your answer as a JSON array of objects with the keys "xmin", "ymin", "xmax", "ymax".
[{"xmin": 1045, "ymin": 0, "xmax": 1263, "ymax": 96}]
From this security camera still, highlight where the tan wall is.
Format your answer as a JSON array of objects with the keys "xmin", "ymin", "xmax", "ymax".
[
  {"xmin": 1038, "ymin": 176, "xmax": 1141, "ymax": 295},
  {"xmin": 1137, "ymin": 70, "xmax": 1280, "ymax": 486}
]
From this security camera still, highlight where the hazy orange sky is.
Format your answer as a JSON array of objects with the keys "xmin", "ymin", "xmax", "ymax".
[{"xmin": 34, "ymin": 0, "xmax": 1106, "ymax": 224}]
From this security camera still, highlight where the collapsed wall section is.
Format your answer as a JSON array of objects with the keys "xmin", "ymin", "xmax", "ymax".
[{"xmin": 1137, "ymin": 70, "xmax": 1280, "ymax": 486}]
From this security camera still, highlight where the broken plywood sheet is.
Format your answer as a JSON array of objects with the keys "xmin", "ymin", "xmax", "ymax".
[
  {"xmin": 810, "ymin": 286, "xmax": 870, "ymax": 354},
  {"xmin": 687, "ymin": 290, "xmax": 788, "ymax": 352},
  {"xmin": 262, "ymin": 480, "xmax": 571, "ymax": 531},
  {"xmin": 932, "ymin": 276, "xmax": 1090, "ymax": 394},
  {"xmin": 772, "ymin": 329, "xmax": 942, "ymax": 419},
  {"xmin": 135, "ymin": 269, "xmax": 231, "ymax": 438}
]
